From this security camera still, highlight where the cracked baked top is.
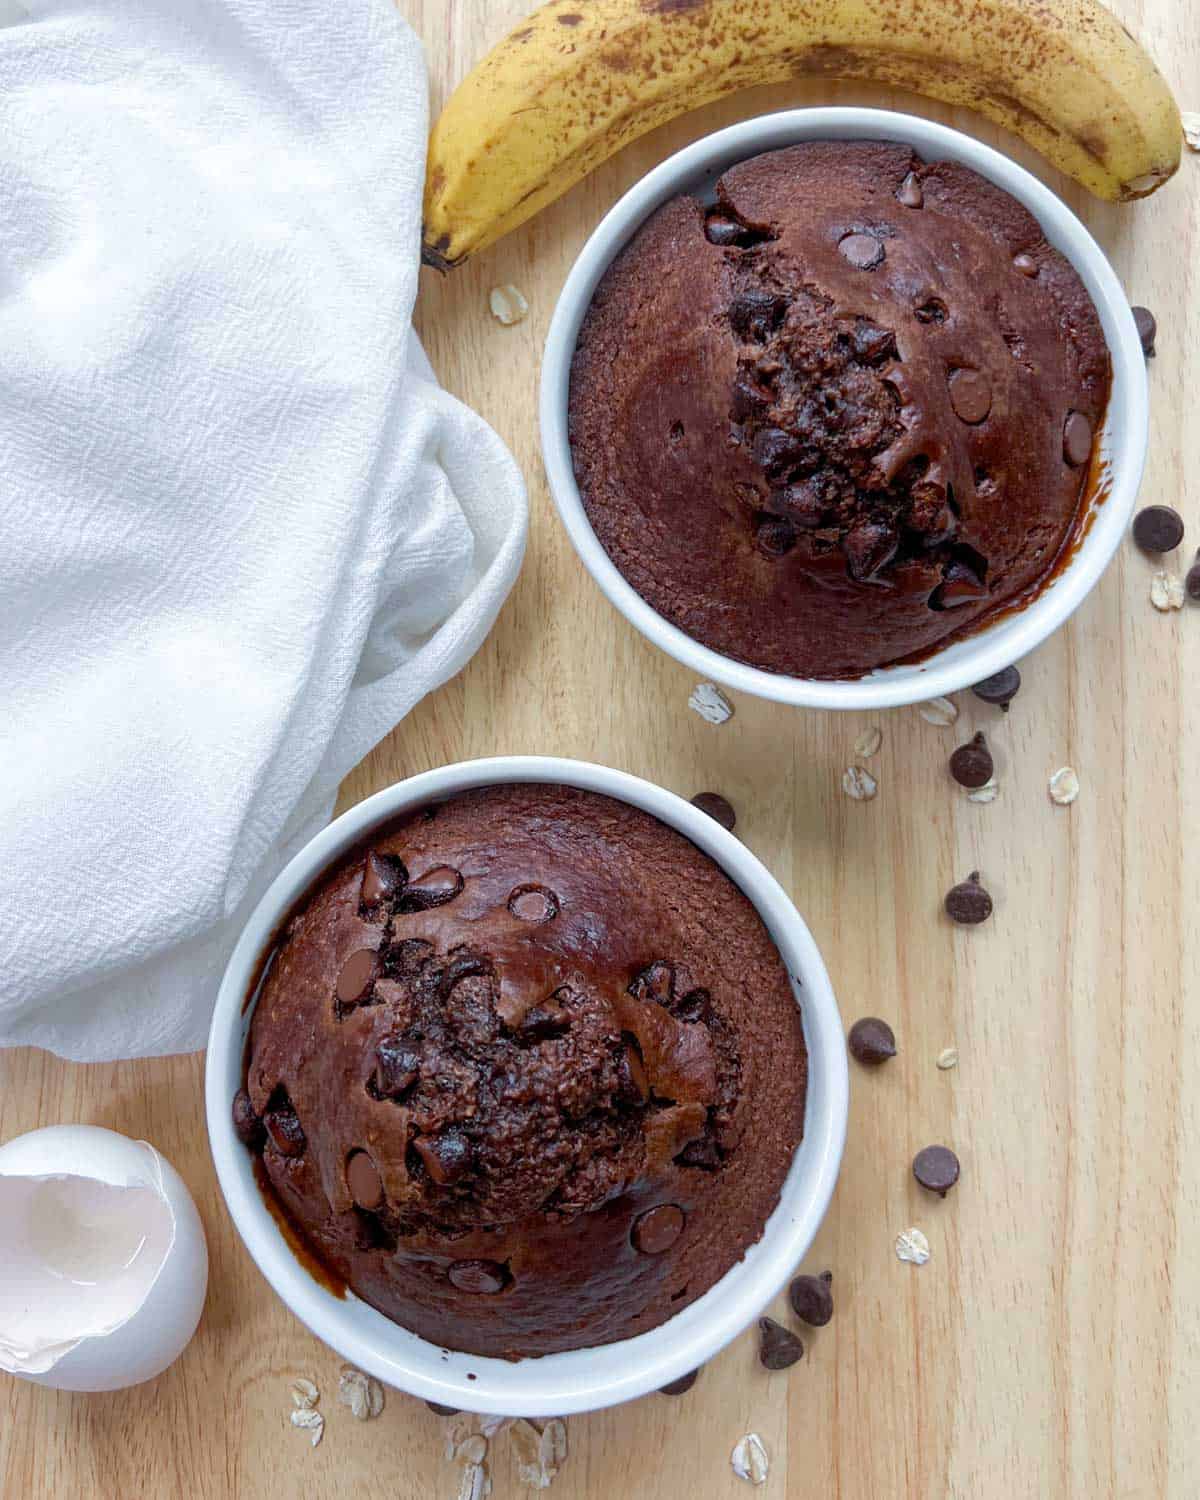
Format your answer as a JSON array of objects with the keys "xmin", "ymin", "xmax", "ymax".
[
  {"xmin": 238, "ymin": 784, "xmax": 806, "ymax": 1359},
  {"xmin": 568, "ymin": 140, "xmax": 1111, "ymax": 679}
]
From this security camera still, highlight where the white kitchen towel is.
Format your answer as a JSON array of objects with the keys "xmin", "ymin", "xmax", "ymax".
[{"xmin": 0, "ymin": 0, "xmax": 527, "ymax": 1060}]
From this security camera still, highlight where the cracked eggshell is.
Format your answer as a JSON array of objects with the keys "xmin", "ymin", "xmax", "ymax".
[{"xmin": 0, "ymin": 1124, "xmax": 208, "ymax": 1391}]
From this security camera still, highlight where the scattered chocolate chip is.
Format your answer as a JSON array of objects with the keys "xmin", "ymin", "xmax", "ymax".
[
  {"xmin": 371, "ymin": 1036, "xmax": 420, "ymax": 1098},
  {"xmin": 346, "ymin": 1149, "xmax": 384, "ymax": 1210},
  {"xmin": 1063, "ymin": 411, "xmax": 1093, "ymax": 467},
  {"xmin": 949, "ymin": 732, "xmax": 994, "ymax": 789},
  {"xmin": 691, "ymin": 792, "xmax": 736, "ymax": 831},
  {"xmin": 1186, "ymin": 550, "xmax": 1200, "ymax": 602},
  {"xmin": 789, "ymin": 1270, "xmax": 834, "ymax": 1327},
  {"xmin": 632, "ymin": 1203, "xmax": 685, "ymax": 1255},
  {"xmin": 412, "ymin": 1130, "xmax": 472, "ymax": 1185},
  {"xmin": 399, "ymin": 865, "xmax": 464, "ymax": 911},
  {"xmin": 264, "ymin": 1103, "xmax": 306, "ymax": 1158},
  {"xmin": 659, "ymin": 1368, "xmax": 701, "ymax": 1396},
  {"xmin": 844, "ymin": 520, "xmax": 898, "ymax": 583},
  {"xmin": 507, "ymin": 883, "xmax": 560, "ymax": 922},
  {"xmin": 336, "ymin": 947, "xmax": 379, "ymax": 1006},
  {"xmin": 730, "ymin": 287, "xmax": 787, "ymax": 342},
  {"xmin": 948, "ymin": 368, "xmax": 992, "ymax": 425},
  {"xmin": 897, "ymin": 172, "xmax": 923, "ymax": 208},
  {"xmin": 447, "ymin": 1259, "xmax": 508, "ymax": 1294},
  {"xmin": 913, "ymin": 1144, "xmax": 961, "ymax": 1196},
  {"xmin": 426, "ymin": 1401, "xmax": 461, "ymax": 1417},
  {"xmin": 232, "ymin": 1088, "xmax": 264, "ymax": 1150},
  {"xmin": 1131, "ymin": 305, "xmax": 1156, "ymax": 357},
  {"xmin": 944, "ymin": 872, "xmax": 993, "ymax": 925},
  {"xmin": 1132, "ymin": 504, "xmax": 1184, "ymax": 554},
  {"xmin": 756, "ymin": 515, "xmax": 797, "ymax": 557},
  {"xmin": 360, "ymin": 850, "xmax": 406, "ymax": 912},
  {"xmin": 759, "ymin": 1317, "xmax": 805, "ymax": 1370},
  {"xmin": 1013, "ymin": 252, "xmax": 1038, "ymax": 277},
  {"xmin": 971, "ymin": 665, "xmax": 1021, "ymax": 709},
  {"xmin": 839, "ymin": 232, "xmax": 884, "ymax": 270},
  {"xmin": 847, "ymin": 1016, "xmax": 896, "ymax": 1065}
]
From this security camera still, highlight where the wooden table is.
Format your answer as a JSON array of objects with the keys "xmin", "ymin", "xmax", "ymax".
[{"xmin": 3, "ymin": 2, "xmax": 1197, "ymax": 1495}]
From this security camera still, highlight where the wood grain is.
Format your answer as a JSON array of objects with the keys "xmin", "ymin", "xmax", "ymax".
[{"xmin": 2, "ymin": 2, "xmax": 1197, "ymax": 1496}]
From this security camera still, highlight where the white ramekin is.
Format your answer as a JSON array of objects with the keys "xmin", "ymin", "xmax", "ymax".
[
  {"xmin": 540, "ymin": 108, "xmax": 1149, "ymax": 711},
  {"xmin": 206, "ymin": 757, "xmax": 847, "ymax": 1416}
]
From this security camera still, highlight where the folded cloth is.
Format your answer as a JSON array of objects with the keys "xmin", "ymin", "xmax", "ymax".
[{"xmin": 0, "ymin": 0, "xmax": 527, "ymax": 1060}]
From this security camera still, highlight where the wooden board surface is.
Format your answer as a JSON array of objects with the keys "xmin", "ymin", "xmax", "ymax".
[{"xmin": 2, "ymin": 2, "xmax": 1197, "ymax": 1496}]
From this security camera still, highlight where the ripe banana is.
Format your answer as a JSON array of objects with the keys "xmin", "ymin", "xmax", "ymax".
[{"xmin": 422, "ymin": 0, "xmax": 1182, "ymax": 269}]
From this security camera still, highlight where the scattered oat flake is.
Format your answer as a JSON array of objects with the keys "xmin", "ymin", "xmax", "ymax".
[
  {"xmin": 895, "ymin": 1227, "xmax": 931, "ymax": 1265},
  {"xmin": 731, "ymin": 1433, "xmax": 770, "ymax": 1486},
  {"xmin": 456, "ymin": 1435, "xmax": 489, "ymax": 1466},
  {"xmin": 457, "ymin": 1463, "xmax": 492, "ymax": 1500},
  {"xmin": 1183, "ymin": 111, "xmax": 1200, "ymax": 150},
  {"xmin": 842, "ymin": 765, "xmax": 878, "ymax": 802},
  {"xmin": 445, "ymin": 1418, "xmax": 472, "ymax": 1462},
  {"xmin": 511, "ymin": 1420, "xmax": 550, "ymax": 1490},
  {"xmin": 337, "ymin": 1365, "xmax": 384, "ymax": 1420},
  {"xmin": 966, "ymin": 777, "xmax": 999, "ymax": 804},
  {"xmin": 918, "ymin": 695, "xmax": 958, "ymax": 727},
  {"xmin": 936, "ymin": 1046, "xmax": 959, "ymax": 1070},
  {"xmin": 1048, "ymin": 766, "xmax": 1080, "ymax": 806},
  {"xmin": 539, "ymin": 1419, "xmax": 568, "ymax": 1474},
  {"xmin": 1150, "ymin": 570, "xmax": 1185, "ymax": 612},
  {"xmin": 488, "ymin": 284, "xmax": 528, "ymax": 326},
  {"xmin": 688, "ymin": 681, "xmax": 734, "ymax": 724},
  {"xmin": 290, "ymin": 1408, "xmax": 324, "ymax": 1447},
  {"xmin": 479, "ymin": 1415, "xmax": 514, "ymax": 1439},
  {"xmin": 290, "ymin": 1377, "xmax": 319, "ymax": 1410},
  {"xmin": 854, "ymin": 725, "xmax": 883, "ymax": 758}
]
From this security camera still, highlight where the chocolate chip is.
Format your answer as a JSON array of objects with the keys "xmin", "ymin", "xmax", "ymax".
[
  {"xmin": 507, "ymin": 884, "xmax": 560, "ymax": 922},
  {"xmin": 913, "ymin": 1144, "xmax": 960, "ymax": 1196},
  {"xmin": 773, "ymin": 479, "xmax": 826, "ymax": 528},
  {"xmin": 412, "ymin": 1130, "xmax": 472, "ymax": 1185},
  {"xmin": 691, "ymin": 792, "xmax": 736, "ymax": 831},
  {"xmin": 1063, "ymin": 411, "xmax": 1093, "ymax": 467},
  {"xmin": 850, "ymin": 319, "xmax": 897, "ymax": 364},
  {"xmin": 631, "ymin": 1203, "xmax": 685, "ymax": 1255},
  {"xmin": 1186, "ymin": 550, "xmax": 1200, "ymax": 602},
  {"xmin": 426, "ymin": 1402, "xmax": 461, "ymax": 1417},
  {"xmin": 971, "ymin": 665, "xmax": 1021, "ymax": 709},
  {"xmin": 346, "ymin": 1149, "xmax": 383, "ymax": 1210},
  {"xmin": 731, "ymin": 372, "xmax": 771, "ymax": 421},
  {"xmin": 704, "ymin": 211, "xmax": 746, "ymax": 246},
  {"xmin": 399, "ymin": 865, "xmax": 464, "ymax": 911},
  {"xmin": 789, "ymin": 1270, "xmax": 834, "ymax": 1327},
  {"xmin": 372, "ymin": 1036, "xmax": 420, "ymax": 1098},
  {"xmin": 617, "ymin": 1038, "xmax": 650, "ymax": 1102},
  {"xmin": 759, "ymin": 1317, "xmax": 804, "ymax": 1370},
  {"xmin": 1013, "ymin": 252, "xmax": 1038, "ymax": 278},
  {"xmin": 931, "ymin": 559, "xmax": 988, "ymax": 609},
  {"xmin": 336, "ymin": 947, "xmax": 379, "ymax": 1006},
  {"xmin": 659, "ymin": 1368, "xmax": 701, "ymax": 1396},
  {"xmin": 844, "ymin": 520, "xmax": 898, "ymax": 583},
  {"xmin": 847, "ymin": 1016, "xmax": 896, "ymax": 1065},
  {"xmin": 839, "ymin": 232, "xmax": 884, "ymax": 270},
  {"xmin": 945, "ymin": 871, "xmax": 993, "ymax": 925},
  {"xmin": 629, "ymin": 960, "xmax": 675, "ymax": 1007},
  {"xmin": 1131, "ymin": 305, "xmax": 1156, "ymax": 357},
  {"xmin": 676, "ymin": 1134, "xmax": 721, "ymax": 1169},
  {"xmin": 948, "ymin": 368, "xmax": 992, "ymax": 425},
  {"xmin": 915, "ymin": 297, "xmax": 948, "ymax": 325},
  {"xmin": 756, "ymin": 515, "xmax": 797, "ymax": 557},
  {"xmin": 232, "ymin": 1088, "xmax": 264, "ymax": 1150},
  {"xmin": 447, "ymin": 1259, "xmax": 508, "ymax": 1294},
  {"xmin": 949, "ymin": 732, "xmax": 994, "ymax": 789},
  {"xmin": 264, "ymin": 1102, "xmax": 306, "ymax": 1158},
  {"xmin": 753, "ymin": 425, "xmax": 804, "ymax": 475},
  {"xmin": 897, "ymin": 172, "xmax": 923, "ymax": 208},
  {"xmin": 1132, "ymin": 504, "xmax": 1184, "ymax": 554},
  {"xmin": 360, "ymin": 850, "xmax": 406, "ymax": 913},
  {"xmin": 730, "ymin": 287, "xmax": 786, "ymax": 342}
]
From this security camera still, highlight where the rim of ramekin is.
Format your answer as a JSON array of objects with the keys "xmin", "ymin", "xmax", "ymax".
[
  {"xmin": 540, "ymin": 107, "xmax": 1148, "ymax": 710},
  {"xmin": 206, "ymin": 757, "xmax": 848, "ymax": 1416}
]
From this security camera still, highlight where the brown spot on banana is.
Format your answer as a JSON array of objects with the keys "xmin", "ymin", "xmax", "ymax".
[{"xmin": 422, "ymin": 0, "xmax": 1182, "ymax": 269}]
